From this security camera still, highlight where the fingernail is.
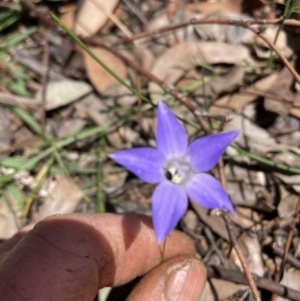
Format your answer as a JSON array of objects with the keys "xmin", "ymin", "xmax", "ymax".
[{"xmin": 164, "ymin": 261, "xmax": 204, "ymax": 301}]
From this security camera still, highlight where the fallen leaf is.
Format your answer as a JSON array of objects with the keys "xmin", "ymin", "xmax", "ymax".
[
  {"xmin": 34, "ymin": 174, "xmax": 83, "ymax": 222},
  {"xmin": 210, "ymin": 73, "xmax": 277, "ymax": 115},
  {"xmin": 149, "ymin": 41, "xmax": 254, "ymax": 101},
  {"xmin": 83, "ymin": 47, "xmax": 127, "ymax": 94},
  {"xmin": 210, "ymin": 279, "xmax": 248, "ymax": 301},
  {"xmin": 251, "ymin": 25, "xmax": 293, "ymax": 59},
  {"xmin": 264, "ymin": 67, "xmax": 296, "ymax": 116},
  {"xmin": 186, "ymin": 0, "xmax": 241, "ymax": 14},
  {"xmin": 191, "ymin": 202, "xmax": 230, "ymax": 241},
  {"xmin": 225, "ymin": 164, "xmax": 275, "ymax": 211},
  {"xmin": 238, "ymin": 233, "xmax": 264, "ymax": 277},
  {"xmin": 0, "ymin": 186, "xmax": 23, "ymax": 239},
  {"xmin": 224, "ymin": 113, "xmax": 277, "ymax": 154},
  {"xmin": 74, "ymin": 0, "xmax": 120, "ymax": 37},
  {"xmin": 60, "ymin": 3, "xmax": 76, "ymax": 29},
  {"xmin": 37, "ymin": 80, "xmax": 93, "ymax": 110},
  {"xmin": 277, "ymin": 193, "xmax": 299, "ymax": 218},
  {"xmin": 277, "ymin": 271, "xmax": 300, "ymax": 301},
  {"xmin": 0, "ymin": 198, "xmax": 19, "ymax": 239}
]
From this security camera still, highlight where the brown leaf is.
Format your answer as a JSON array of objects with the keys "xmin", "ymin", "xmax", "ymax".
[
  {"xmin": 0, "ymin": 196, "xmax": 20, "ymax": 239},
  {"xmin": 264, "ymin": 67, "xmax": 296, "ymax": 116},
  {"xmin": 74, "ymin": 0, "xmax": 120, "ymax": 37},
  {"xmin": 186, "ymin": 0, "xmax": 241, "ymax": 14},
  {"xmin": 210, "ymin": 74, "xmax": 277, "ymax": 115},
  {"xmin": 33, "ymin": 174, "xmax": 83, "ymax": 222},
  {"xmin": 60, "ymin": 3, "xmax": 76, "ymax": 29},
  {"xmin": 191, "ymin": 202, "xmax": 229, "ymax": 241},
  {"xmin": 83, "ymin": 47, "xmax": 127, "ymax": 94},
  {"xmin": 149, "ymin": 41, "xmax": 253, "ymax": 101}
]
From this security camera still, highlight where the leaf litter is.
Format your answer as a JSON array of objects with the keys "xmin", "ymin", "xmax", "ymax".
[{"xmin": 1, "ymin": 0, "xmax": 300, "ymax": 300}]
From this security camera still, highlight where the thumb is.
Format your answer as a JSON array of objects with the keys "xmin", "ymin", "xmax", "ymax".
[{"xmin": 126, "ymin": 255, "xmax": 206, "ymax": 301}]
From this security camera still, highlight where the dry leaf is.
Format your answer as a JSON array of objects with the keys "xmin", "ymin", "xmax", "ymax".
[
  {"xmin": 264, "ymin": 67, "xmax": 296, "ymax": 116},
  {"xmin": 225, "ymin": 164, "xmax": 275, "ymax": 211},
  {"xmin": 149, "ymin": 41, "xmax": 254, "ymax": 101},
  {"xmin": 277, "ymin": 271, "xmax": 300, "ymax": 301},
  {"xmin": 83, "ymin": 47, "xmax": 127, "ymax": 94},
  {"xmin": 224, "ymin": 114, "xmax": 277, "ymax": 154},
  {"xmin": 277, "ymin": 193, "xmax": 299, "ymax": 218},
  {"xmin": 34, "ymin": 174, "xmax": 83, "ymax": 222},
  {"xmin": 74, "ymin": 0, "xmax": 120, "ymax": 37},
  {"xmin": 251, "ymin": 25, "xmax": 293, "ymax": 59},
  {"xmin": 238, "ymin": 233, "xmax": 264, "ymax": 277},
  {"xmin": 210, "ymin": 279, "xmax": 248, "ymax": 301},
  {"xmin": 186, "ymin": 0, "xmax": 241, "ymax": 14},
  {"xmin": 60, "ymin": 4, "xmax": 76, "ymax": 29},
  {"xmin": 38, "ymin": 80, "xmax": 93, "ymax": 110},
  {"xmin": 191, "ymin": 202, "xmax": 230, "ymax": 241},
  {"xmin": 0, "ymin": 197, "xmax": 20, "ymax": 239},
  {"xmin": 192, "ymin": 13, "xmax": 254, "ymax": 44},
  {"xmin": 210, "ymin": 73, "xmax": 277, "ymax": 115}
]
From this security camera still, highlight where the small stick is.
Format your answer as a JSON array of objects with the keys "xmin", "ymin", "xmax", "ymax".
[
  {"xmin": 221, "ymin": 211, "xmax": 262, "ymax": 301},
  {"xmin": 206, "ymin": 265, "xmax": 300, "ymax": 301},
  {"xmin": 116, "ymin": 17, "xmax": 300, "ymax": 85},
  {"xmin": 117, "ymin": 18, "xmax": 300, "ymax": 45},
  {"xmin": 272, "ymin": 243, "xmax": 300, "ymax": 270}
]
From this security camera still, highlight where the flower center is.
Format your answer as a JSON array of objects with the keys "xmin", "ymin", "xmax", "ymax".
[{"xmin": 164, "ymin": 158, "xmax": 192, "ymax": 185}]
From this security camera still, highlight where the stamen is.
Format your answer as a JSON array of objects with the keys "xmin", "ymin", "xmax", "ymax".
[
  {"xmin": 164, "ymin": 158, "xmax": 192, "ymax": 185},
  {"xmin": 165, "ymin": 170, "xmax": 173, "ymax": 181}
]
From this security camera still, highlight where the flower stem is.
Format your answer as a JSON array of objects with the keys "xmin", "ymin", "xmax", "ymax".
[
  {"xmin": 222, "ymin": 211, "xmax": 262, "ymax": 301},
  {"xmin": 217, "ymin": 161, "xmax": 262, "ymax": 301},
  {"xmin": 161, "ymin": 238, "xmax": 167, "ymax": 262}
]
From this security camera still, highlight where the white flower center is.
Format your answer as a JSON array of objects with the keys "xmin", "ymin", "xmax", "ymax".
[{"xmin": 164, "ymin": 158, "xmax": 193, "ymax": 185}]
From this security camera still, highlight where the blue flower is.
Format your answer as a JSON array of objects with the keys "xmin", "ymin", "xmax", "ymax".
[{"xmin": 109, "ymin": 102, "xmax": 239, "ymax": 243}]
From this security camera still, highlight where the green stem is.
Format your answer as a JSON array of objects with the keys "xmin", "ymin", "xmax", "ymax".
[
  {"xmin": 96, "ymin": 134, "xmax": 105, "ymax": 213},
  {"xmin": 161, "ymin": 238, "xmax": 167, "ymax": 262},
  {"xmin": 234, "ymin": 146, "xmax": 300, "ymax": 174}
]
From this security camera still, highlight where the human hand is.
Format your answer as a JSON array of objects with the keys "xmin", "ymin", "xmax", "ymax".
[{"xmin": 0, "ymin": 213, "xmax": 206, "ymax": 301}]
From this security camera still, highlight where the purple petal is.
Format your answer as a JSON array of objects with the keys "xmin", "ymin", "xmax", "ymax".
[
  {"xmin": 152, "ymin": 180, "xmax": 188, "ymax": 243},
  {"xmin": 187, "ymin": 131, "xmax": 239, "ymax": 172},
  {"xmin": 156, "ymin": 102, "xmax": 188, "ymax": 158},
  {"xmin": 109, "ymin": 147, "xmax": 165, "ymax": 184},
  {"xmin": 185, "ymin": 173, "xmax": 234, "ymax": 213}
]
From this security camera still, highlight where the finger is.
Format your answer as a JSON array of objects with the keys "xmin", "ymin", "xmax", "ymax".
[
  {"xmin": 0, "ymin": 213, "xmax": 195, "ymax": 301},
  {"xmin": 0, "ymin": 224, "xmax": 33, "ymax": 257},
  {"xmin": 127, "ymin": 255, "xmax": 206, "ymax": 301}
]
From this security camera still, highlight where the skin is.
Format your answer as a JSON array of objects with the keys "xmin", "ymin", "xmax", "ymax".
[{"xmin": 0, "ymin": 213, "xmax": 206, "ymax": 301}]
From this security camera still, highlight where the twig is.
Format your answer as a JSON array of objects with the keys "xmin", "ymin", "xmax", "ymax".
[
  {"xmin": 206, "ymin": 265, "xmax": 300, "ymax": 301},
  {"xmin": 271, "ymin": 196, "xmax": 300, "ymax": 301},
  {"xmin": 40, "ymin": 24, "xmax": 50, "ymax": 130},
  {"xmin": 117, "ymin": 17, "xmax": 300, "ymax": 45},
  {"xmin": 116, "ymin": 17, "xmax": 300, "ymax": 85},
  {"xmin": 272, "ymin": 243, "xmax": 300, "ymax": 270},
  {"xmin": 244, "ymin": 23, "xmax": 300, "ymax": 85},
  {"xmin": 221, "ymin": 211, "xmax": 262, "ymax": 301},
  {"xmin": 203, "ymin": 228, "xmax": 226, "ymax": 264}
]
